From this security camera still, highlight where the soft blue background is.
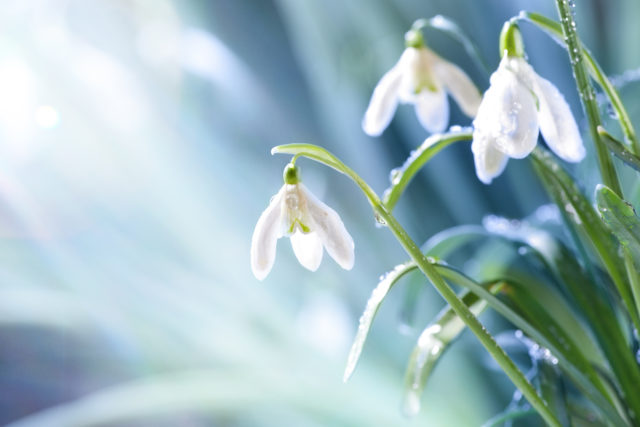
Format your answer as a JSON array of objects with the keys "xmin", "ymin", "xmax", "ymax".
[{"xmin": 0, "ymin": 0, "xmax": 638, "ymax": 425}]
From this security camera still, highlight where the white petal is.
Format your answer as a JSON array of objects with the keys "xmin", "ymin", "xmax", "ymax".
[
  {"xmin": 396, "ymin": 47, "xmax": 430, "ymax": 102},
  {"xmin": 301, "ymin": 184, "xmax": 354, "ymax": 270},
  {"xmin": 474, "ymin": 64, "xmax": 538, "ymax": 159},
  {"xmin": 414, "ymin": 88, "xmax": 449, "ymax": 134},
  {"xmin": 290, "ymin": 231, "xmax": 323, "ymax": 271},
  {"xmin": 250, "ymin": 187, "xmax": 284, "ymax": 280},
  {"xmin": 533, "ymin": 73, "xmax": 585, "ymax": 162},
  {"xmin": 432, "ymin": 58, "xmax": 481, "ymax": 117},
  {"xmin": 362, "ymin": 65, "xmax": 403, "ymax": 136},
  {"xmin": 471, "ymin": 131, "xmax": 509, "ymax": 184}
]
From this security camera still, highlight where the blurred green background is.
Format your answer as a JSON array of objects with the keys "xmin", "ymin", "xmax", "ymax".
[{"xmin": 0, "ymin": 0, "xmax": 638, "ymax": 425}]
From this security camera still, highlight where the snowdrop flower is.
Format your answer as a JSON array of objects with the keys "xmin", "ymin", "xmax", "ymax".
[
  {"xmin": 472, "ymin": 22, "xmax": 585, "ymax": 184},
  {"xmin": 251, "ymin": 163, "xmax": 355, "ymax": 280},
  {"xmin": 362, "ymin": 27, "xmax": 481, "ymax": 136}
]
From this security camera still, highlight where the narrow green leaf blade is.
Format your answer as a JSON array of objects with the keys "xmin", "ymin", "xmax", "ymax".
[
  {"xmin": 599, "ymin": 126, "xmax": 640, "ymax": 172},
  {"xmin": 383, "ymin": 131, "xmax": 472, "ymax": 210},
  {"xmin": 402, "ymin": 284, "xmax": 501, "ymax": 417},
  {"xmin": 596, "ymin": 184, "xmax": 640, "ymax": 256},
  {"xmin": 531, "ymin": 148, "xmax": 637, "ymax": 327},
  {"xmin": 531, "ymin": 147, "xmax": 640, "ymax": 421},
  {"xmin": 343, "ymin": 261, "xmax": 417, "ymax": 382},
  {"xmin": 597, "ymin": 185, "xmax": 640, "ymax": 321},
  {"xmin": 434, "ymin": 266, "xmax": 628, "ymax": 426}
]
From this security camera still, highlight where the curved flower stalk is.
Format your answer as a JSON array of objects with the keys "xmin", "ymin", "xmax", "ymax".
[
  {"xmin": 250, "ymin": 163, "xmax": 355, "ymax": 280},
  {"xmin": 472, "ymin": 22, "xmax": 585, "ymax": 184},
  {"xmin": 362, "ymin": 27, "xmax": 481, "ymax": 136}
]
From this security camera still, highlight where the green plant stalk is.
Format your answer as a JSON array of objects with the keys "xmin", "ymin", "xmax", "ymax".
[
  {"xmin": 273, "ymin": 144, "xmax": 560, "ymax": 426},
  {"xmin": 520, "ymin": 11, "xmax": 640, "ymax": 156},
  {"xmin": 584, "ymin": 54, "xmax": 640, "ymax": 156},
  {"xmin": 531, "ymin": 150, "xmax": 640, "ymax": 423},
  {"xmin": 553, "ymin": 2, "xmax": 622, "ymax": 196},
  {"xmin": 552, "ymin": 10, "xmax": 640, "ymax": 422},
  {"xmin": 374, "ymin": 208, "xmax": 559, "ymax": 426}
]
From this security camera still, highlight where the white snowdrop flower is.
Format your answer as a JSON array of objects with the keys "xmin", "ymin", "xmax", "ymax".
[
  {"xmin": 472, "ymin": 22, "xmax": 585, "ymax": 184},
  {"xmin": 362, "ymin": 28, "xmax": 481, "ymax": 136},
  {"xmin": 251, "ymin": 163, "xmax": 355, "ymax": 281}
]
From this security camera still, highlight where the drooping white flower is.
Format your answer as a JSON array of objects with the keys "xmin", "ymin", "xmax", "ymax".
[
  {"xmin": 362, "ymin": 30, "xmax": 481, "ymax": 137},
  {"xmin": 472, "ymin": 24, "xmax": 585, "ymax": 184},
  {"xmin": 251, "ymin": 164, "xmax": 354, "ymax": 281}
]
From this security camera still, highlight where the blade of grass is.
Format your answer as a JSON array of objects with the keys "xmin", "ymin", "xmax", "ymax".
[
  {"xmin": 382, "ymin": 131, "xmax": 472, "ymax": 211},
  {"xmin": 532, "ymin": 147, "xmax": 640, "ymax": 421},
  {"xmin": 598, "ymin": 126, "xmax": 640, "ymax": 172},
  {"xmin": 402, "ymin": 284, "xmax": 503, "ymax": 417}
]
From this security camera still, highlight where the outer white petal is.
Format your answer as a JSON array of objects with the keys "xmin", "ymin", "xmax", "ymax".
[
  {"xmin": 301, "ymin": 184, "xmax": 354, "ymax": 270},
  {"xmin": 471, "ymin": 131, "xmax": 509, "ymax": 184},
  {"xmin": 250, "ymin": 187, "xmax": 285, "ymax": 280},
  {"xmin": 475, "ymin": 64, "xmax": 539, "ymax": 159},
  {"xmin": 533, "ymin": 73, "xmax": 585, "ymax": 162},
  {"xmin": 362, "ymin": 64, "xmax": 403, "ymax": 136},
  {"xmin": 290, "ymin": 231, "xmax": 323, "ymax": 272},
  {"xmin": 414, "ymin": 88, "xmax": 449, "ymax": 133},
  {"xmin": 432, "ymin": 58, "xmax": 481, "ymax": 117}
]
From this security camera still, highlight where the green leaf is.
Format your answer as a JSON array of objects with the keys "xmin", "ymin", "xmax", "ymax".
[
  {"xmin": 596, "ymin": 184, "xmax": 640, "ymax": 256},
  {"xmin": 531, "ymin": 148, "xmax": 637, "ymax": 328},
  {"xmin": 596, "ymin": 184, "xmax": 640, "ymax": 319},
  {"xmin": 402, "ymin": 284, "xmax": 502, "ymax": 417},
  {"xmin": 382, "ymin": 131, "xmax": 472, "ymax": 211},
  {"xmin": 598, "ymin": 126, "xmax": 640, "ymax": 172},
  {"xmin": 531, "ymin": 147, "xmax": 640, "ymax": 422},
  {"xmin": 408, "ymin": 221, "xmax": 604, "ymax": 369},
  {"xmin": 434, "ymin": 265, "xmax": 628, "ymax": 426},
  {"xmin": 398, "ymin": 226, "xmax": 485, "ymax": 328},
  {"xmin": 538, "ymin": 356, "xmax": 570, "ymax": 427},
  {"xmin": 343, "ymin": 261, "xmax": 416, "ymax": 382},
  {"xmin": 481, "ymin": 409, "xmax": 538, "ymax": 427}
]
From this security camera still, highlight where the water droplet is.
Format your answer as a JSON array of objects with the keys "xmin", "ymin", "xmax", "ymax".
[
  {"xmin": 389, "ymin": 168, "xmax": 402, "ymax": 185},
  {"xmin": 403, "ymin": 392, "xmax": 421, "ymax": 417},
  {"xmin": 564, "ymin": 203, "xmax": 582, "ymax": 224},
  {"xmin": 374, "ymin": 212, "xmax": 387, "ymax": 228}
]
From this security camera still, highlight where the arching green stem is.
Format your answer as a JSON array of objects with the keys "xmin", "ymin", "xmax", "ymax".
[
  {"xmin": 272, "ymin": 143, "xmax": 561, "ymax": 426},
  {"xmin": 553, "ymin": 0, "xmax": 622, "ymax": 197}
]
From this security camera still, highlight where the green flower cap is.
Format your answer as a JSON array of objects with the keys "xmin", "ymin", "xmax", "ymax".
[
  {"xmin": 283, "ymin": 163, "xmax": 301, "ymax": 185},
  {"xmin": 404, "ymin": 28, "xmax": 425, "ymax": 49}
]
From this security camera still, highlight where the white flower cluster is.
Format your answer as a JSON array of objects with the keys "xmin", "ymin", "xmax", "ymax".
[
  {"xmin": 363, "ymin": 23, "xmax": 585, "ymax": 184},
  {"xmin": 251, "ymin": 22, "xmax": 586, "ymax": 279}
]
